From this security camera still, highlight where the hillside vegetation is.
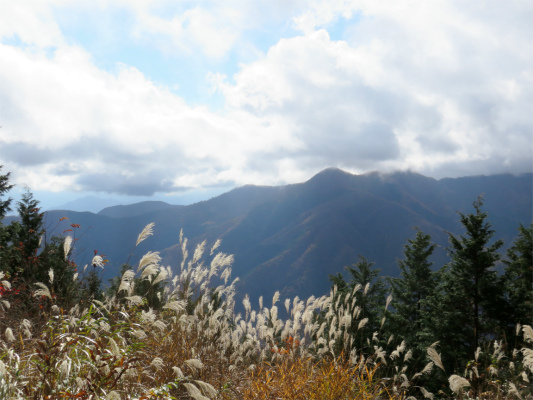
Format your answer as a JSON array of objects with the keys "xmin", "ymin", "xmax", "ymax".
[{"xmin": 1, "ymin": 166, "xmax": 532, "ymax": 399}]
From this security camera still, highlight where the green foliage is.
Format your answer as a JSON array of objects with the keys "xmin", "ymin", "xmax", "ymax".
[
  {"xmin": 504, "ymin": 224, "xmax": 533, "ymax": 330},
  {"xmin": 0, "ymin": 171, "xmax": 80, "ymax": 315},
  {"xmin": 0, "ymin": 165, "xmax": 14, "ymax": 219},
  {"xmin": 329, "ymin": 256, "xmax": 387, "ymax": 352},
  {"xmin": 387, "ymin": 230, "xmax": 439, "ymax": 356},
  {"xmin": 424, "ymin": 197, "xmax": 506, "ymax": 378}
]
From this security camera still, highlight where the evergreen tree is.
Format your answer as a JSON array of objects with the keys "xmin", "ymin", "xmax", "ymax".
[
  {"xmin": 387, "ymin": 230, "xmax": 439, "ymax": 355},
  {"xmin": 0, "ymin": 183, "xmax": 79, "ymax": 309},
  {"xmin": 503, "ymin": 223, "xmax": 533, "ymax": 330},
  {"xmin": 330, "ymin": 256, "xmax": 387, "ymax": 352},
  {"xmin": 0, "ymin": 165, "xmax": 14, "ymax": 219},
  {"xmin": 10, "ymin": 190, "xmax": 45, "ymax": 284},
  {"xmin": 426, "ymin": 197, "xmax": 505, "ymax": 374}
]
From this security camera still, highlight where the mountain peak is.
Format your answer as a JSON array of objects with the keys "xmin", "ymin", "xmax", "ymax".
[{"xmin": 307, "ymin": 167, "xmax": 355, "ymax": 183}]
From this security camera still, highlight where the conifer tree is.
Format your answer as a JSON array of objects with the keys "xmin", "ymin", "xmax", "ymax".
[
  {"xmin": 387, "ymin": 230, "xmax": 438, "ymax": 354},
  {"xmin": 330, "ymin": 256, "xmax": 387, "ymax": 352},
  {"xmin": 0, "ymin": 165, "xmax": 14, "ymax": 219},
  {"xmin": 426, "ymin": 197, "xmax": 505, "ymax": 373},
  {"xmin": 503, "ymin": 223, "xmax": 533, "ymax": 330}
]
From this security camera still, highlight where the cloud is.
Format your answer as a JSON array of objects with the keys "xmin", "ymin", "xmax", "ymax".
[
  {"xmin": 216, "ymin": 1, "xmax": 533, "ymax": 177},
  {"xmin": 0, "ymin": 0, "xmax": 531, "ymax": 198},
  {"xmin": 0, "ymin": 142, "xmax": 53, "ymax": 166},
  {"xmin": 76, "ymin": 171, "xmax": 177, "ymax": 196}
]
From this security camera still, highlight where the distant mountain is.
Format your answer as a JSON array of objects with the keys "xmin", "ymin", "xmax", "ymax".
[
  {"xmin": 51, "ymin": 196, "xmax": 123, "ymax": 213},
  {"xmin": 98, "ymin": 201, "xmax": 176, "ymax": 218},
  {"xmin": 6, "ymin": 169, "xmax": 531, "ymax": 305}
]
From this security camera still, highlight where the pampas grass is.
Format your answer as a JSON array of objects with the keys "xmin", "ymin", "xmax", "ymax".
[{"xmin": 0, "ymin": 225, "xmax": 531, "ymax": 399}]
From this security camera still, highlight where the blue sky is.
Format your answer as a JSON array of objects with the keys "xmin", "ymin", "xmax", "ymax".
[{"xmin": 1, "ymin": 0, "xmax": 532, "ymax": 212}]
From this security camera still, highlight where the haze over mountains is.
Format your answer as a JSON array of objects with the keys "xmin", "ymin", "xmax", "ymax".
[{"xmin": 13, "ymin": 168, "xmax": 532, "ymax": 304}]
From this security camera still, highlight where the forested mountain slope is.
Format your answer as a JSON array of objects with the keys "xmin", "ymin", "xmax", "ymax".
[{"xmin": 9, "ymin": 168, "xmax": 530, "ymax": 302}]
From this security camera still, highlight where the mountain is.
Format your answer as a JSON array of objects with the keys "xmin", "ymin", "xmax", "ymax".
[
  {"xmin": 98, "ymin": 201, "xmax": 175, "ymax": 218},
  {"xmin": 50, "ymin": 196, "xmax": 123, "ymax": 213},
  {"xmin": 5, "ymin": 169, "xmax": 531, "ymax": 305}
]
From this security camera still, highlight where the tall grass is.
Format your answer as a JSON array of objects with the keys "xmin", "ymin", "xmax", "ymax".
[{"xmin": 0, "ymin": 225, "xmax": 531, "ymax": 399}]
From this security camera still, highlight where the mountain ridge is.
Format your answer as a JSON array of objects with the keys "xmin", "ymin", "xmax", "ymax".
[{"xmin": 3, "ymin": 169, "xmax": 531, "ymax": 303}]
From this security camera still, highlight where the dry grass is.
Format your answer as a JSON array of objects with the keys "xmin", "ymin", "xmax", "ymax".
[{"xmin": 241, "ymin": 355, "xmax": 393, "ymax": 400}]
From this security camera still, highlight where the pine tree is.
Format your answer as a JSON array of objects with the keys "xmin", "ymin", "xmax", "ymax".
[
  {"xmin": 387, "ymin": 230, "xmax": 438, "ymax": 354},
  {"xmin": 503, "ymin": 224, "xmax": 533, "ymax": 330},
  {"xmin": 426, "ymin": 197, "xmax": 505, "ymax": 374},
  {"xmin": 330, "ymin": 256, "xmax": 387, "ymax": 352},
  {"xmin": 0, "ymin": 165, "xmax": 14, "ymax": 219},
  {"xmin": 1, "ymin": 186, "xmax": 79, "ymax": 308}
]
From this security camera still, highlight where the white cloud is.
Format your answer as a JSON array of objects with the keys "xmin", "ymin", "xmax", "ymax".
[
  {"xmin": 0, "ymin": 0, "xmax": 66, "ymax": 47},
  {"xmin": 216, "ymin": 1, "xmax": 533, "ymax": 178},
  {"xmin": 0, "ymin": 0, "xmax": 531, "ymax": 199}
]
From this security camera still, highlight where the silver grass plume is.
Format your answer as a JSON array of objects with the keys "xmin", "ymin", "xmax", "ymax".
[
  {"xmin": 136, "ymin": 222, "xmax": 155, "ymax": 246},
  {"xmin": 363, "ymin": 282, "xmax": 370, "ymax": 295},
  {"xmin": 140, "ymin": 264, "xmax": 159, "ymax": 280},
  {"xmin": 508, "ymin": 382, "xmax": 522, "ymax": 400},
  {"xmin": 523, "ymin": 325, "xmax": 533, "ymax": 343},
  {"xmin": 151, "ymin": 357, "xmax": 164, "ymax": 370},
  {"xmin": 118, "ymin": 270, "xmax": 135, "ymax": 294},
  {"xmin": 385, "ymin": 293, "xmax": 393, "ymax": 310},
  {"xmin": 34, "ymin": 282, "xmax": 52, "ymax": 299},
  {"xmin": 185, "ymin": 358, "xmax": 204, "ymax": 371},
  {"xmin": 420, "ymin": 387, "xmax": 434, "ymax": 400},
  {"xmin": 92, "ymin": 255, "xmax": 104, "ymax": 269},
  {"xmin": 5, "ymin": 327, "xmax": 15, "ymax": 342},
  {"xmin": 195, "ymin": 380, "xmax": 218, "ymax": 398},
  {"xmin": 192, "ymin": 240, "xmax": 206, "ymax": 264},
  {"xmin": 210, "ymin": 238, "xmax": 221, "ymax": 255},
  {"xmin": 124, "ymin": 296, "xmax": 143, "ymax": 306},
  {"xmin": 448, "ymin": 375, "xmax": 470, "ymax": 394},
  {"xmin": 63, "ymin": 235, "xmax": 73, "ymax": 259},
  {"xmin": 183, "ymin": 383, "xmax": 209, "ymax": 400},
  {"xmin": 427, "ymin": 346, "xmax": 445, "ymax": 372},
  {"xmin": 152, "ymin": 267, "xmax": 168, "ymax": 286},
  {"xmin": 272, "ymin": 291, "xmax": 280, "ymax": 306},
  {"xmin": 522, "ymin": 348, "xmax": 533, "ymax": 373},
  {"xmin": 137, "ymin": 251, "xmax": 161, "ymax": 273}
]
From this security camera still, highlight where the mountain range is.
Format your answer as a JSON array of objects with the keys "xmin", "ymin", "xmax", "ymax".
[{"xmin": 5, "ymin": 168, "xmax": 532, "ymax": 304}]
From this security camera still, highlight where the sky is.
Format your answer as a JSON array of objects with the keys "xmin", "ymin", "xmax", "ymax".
[{"xmin": 1, "ymin": 0, "xmax": 532, "ymax": 212}]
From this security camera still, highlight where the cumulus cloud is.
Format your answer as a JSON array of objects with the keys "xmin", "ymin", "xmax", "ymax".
[
  {"xmin": 0, "ymin": 0, "xmax": 531, "ymax": 198},
  {"xmin": 216, "ymin": 1, "xmax": 533, "ymax": 178}
]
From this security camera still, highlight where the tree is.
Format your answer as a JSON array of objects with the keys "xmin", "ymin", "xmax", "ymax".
[
  {"xmin": 425, "ymin": 197, "xmax": 505, "ymax": 374},
  {"xmin": 0, "ymin": 174, "xmax": 80, "ymax": 310},
  {"xmin": 0, "ymin": 165, "xmax": 14, "ymax": 219},
  {"xmin": 329, "ymin": 256, "xmax": 387, "ymax": 352},
  {"xmin": 503, "ymin": 224, "xmax": 533, "ymax": 331},
  {"xmin": 387, "ymin": 230, "xmax": 439, "ymax": 355}
]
